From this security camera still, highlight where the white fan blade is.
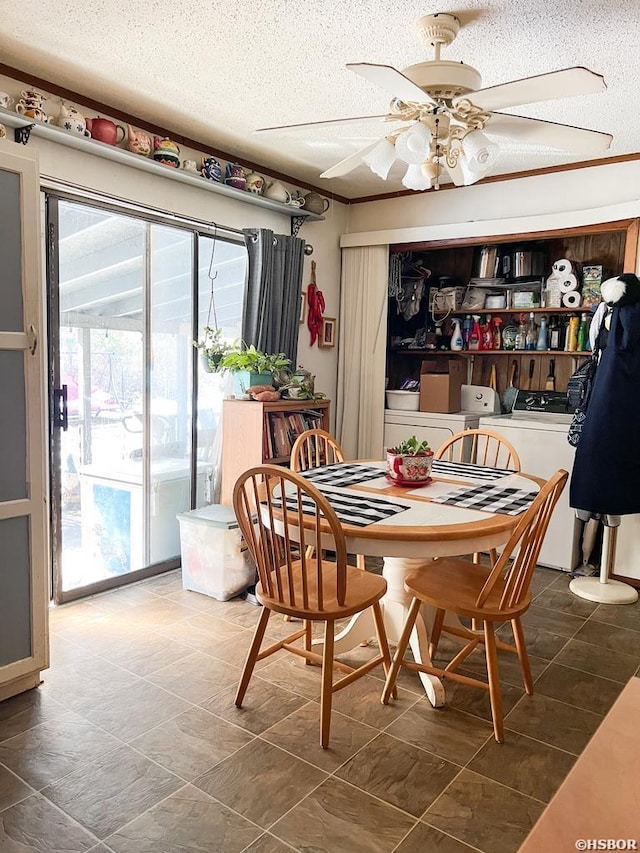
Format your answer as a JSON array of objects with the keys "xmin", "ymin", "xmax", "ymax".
[
  {"xmin": 462, "ymin": 67, "xmax": 607, "ymax": 112},
  {"xmin": 486, "ymin": 112, "xmax": 612, "ymax": 153},
  {"xmin": 320, "ymin": 140, "xmax": 383, "ymax": 179},
  {"xmin": 254, "ymin": 114, "xmax": 388, "ymax": 133},
  {"xmin": 347, "ymin": 62, "xmax": 435, "ymax": 106}
]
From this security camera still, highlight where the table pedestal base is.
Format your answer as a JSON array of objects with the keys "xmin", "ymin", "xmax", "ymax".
[{"xmin": 313, "ymin": 556, "xmax": 459, "ymax": 707}]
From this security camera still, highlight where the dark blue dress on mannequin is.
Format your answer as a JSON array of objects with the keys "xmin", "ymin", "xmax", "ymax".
[{"xmin": 570, "ymin": 303, "xmax": 640, "ymax": 516}]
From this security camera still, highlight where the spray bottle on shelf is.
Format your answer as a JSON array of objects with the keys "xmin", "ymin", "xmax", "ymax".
[
  {"xmin": 482, "ymin": 315, "xmax": 494, "ymax": 350},
  {"xmin": 493, "ymin": 316, "xmax": 503, "ymax": 350},
  {"xmin": 515, "ymin": 313, "xmax": 527, "ymax": 350},
  {"xmin": 577, "ymin": 312, "xmax": 590, "ymax": 351},
  {"xmin": 469, "ymin": 315, "xmax": 482, "ymax": 351},
  {"xmin": 450, "ymin": 317, "xmax": 464, "ymax": 351}
]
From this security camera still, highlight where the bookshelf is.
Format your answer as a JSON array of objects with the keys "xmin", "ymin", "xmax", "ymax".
[{"xmin": 220, "ymin": 398, "xmax": 331, "ymax": 504}]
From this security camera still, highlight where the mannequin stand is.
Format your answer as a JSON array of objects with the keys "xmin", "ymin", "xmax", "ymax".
[{"xmin": 570, "ymin": 524, "xmax": 638, "ymax": 604}]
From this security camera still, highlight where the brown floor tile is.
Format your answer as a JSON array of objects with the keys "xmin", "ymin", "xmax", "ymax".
[
  {"xmin": 496, "ymin": 620, "xmax": 570, "ymax": 661},
  {"xmin": 261, "ymin": 702, "xmax": 377, "ymax": 772},
  {"xmin": 547, "ymin": 572, "xmax": 574, "ymax": 592},
  {"xmin": 271, "ymin": 777, "xmax": 415, "ymax": 853},
  {"xmin": 535, "ymin": 663, "xmax": 624, "ymax": 715},
  {"xmin": 324, "ymin": 675, "xmax": 418, "ymax": 729},
  {"xmin": 243, "ymin": 834, "xmax": 297, "ymax": 853},
  {"xmin": 554, "ymin": 638, "xmax": 639, "ymax": 683},
  {"xmin": 0, "ymin": 715, "xmax": 120, "ymax": 790},
  {"xmin": 386, "ymin": 701, "xmax": 492, "ymax": 766},
  {"xmin": 258, "ymin": 654, "xmax": 327, "ymax": 700},
  {"xmin": 131, "ymin": 706, "xmax": 254, "ymax": 780},
  {"xmin": 423, "ymin": 769, "xmax": 544, "ymax": 853},
  {"xmin": 0, "ymin": 793, "xmax": 96, "ymax": 851},
  {"xmin": 146, "ymin": 651, "xmax": 239, "ymax": 703},
  {"xmin": 528, "ymin": 567, "xmax": 564, "ymax": 597},
  {"xmin": 48, "ymin": 600, "xmax": 108, "ymax": 632},
  {"xmin": 90, "ymin": 586, "xmax": 160, "ymax": 611},
  {"xmin": 0, "ymin": 689, "xmax": 67, "ymax": 743},
  {"xmin": 505, "ymin": 693, "xmax": 603, "ymax": 755},
  {"xmin": 443, "ymin": 676, "xmax": 523, "ymax": 724},
  {"xmin": 193, "ymin": 739, "xmax": 326, "ymax": 828},
  {"xmin": 468, "ymin": 730, "xmax": 575, "ymax": 803},
  {"xmin": 455, "ymin": 646, "xmax": 549, "ymax": 690},
  {"xmin": 48, "ymin": 634, "xmax": 95, "ymax": 668},
  {"xmin": 532, "ymin": 587, "xmax": 599, "ymax": 617},
  {"xmin": 201, "ymin": 677, "xmax": 307, "ymax": 735},
  {"xmin": 96, "ymin": 628, "xmax": 195, "ymax": 677},
  {"xmin": 336, "ymin": 732, "xmax": 459, "ymax": 817},
  {"xmin": 121, "ymin": 597, "xmax": 201, "ymax": 627},
  {"xmin": 105, "ymin": 784, "xmax": 261, "ymax": 853},
  {"xmin": 39, "ymin": 658, "xmax": 140, "ymax": 712},
  {"xmin": 574, "ymin": 619, "xmax": 640, "ymax": 656},
  {"xmin": 42, "ymin": 744, "xmax": 182, "ymax": 839},
  {"xmin": 206, "ymin": 631, "xmax": 272, "ymax": 670},
  {"xmin": 395, "ymin": 821, "xmax": 478, "ymax": 852},
  {"xmin": 590, "ymin": 601, "xmax": 640, "ymax": 633},
  {"xmin": 138, "ymin": 570, "xmax": 183, "ymax": 596},
  {"xmin": 156, "ymin": 615, "xmax": 249, "ymax": 657},
  {"xmin": 520, "ymin": 605, "xmax": 587, "ymax": 638},
  {"xmin": 0, "ymin": 764, "xmax": 33, "ymax": 812},
  {"xmin": 77, "ymin": 679, "xmax": 190, "ymax": 742}
]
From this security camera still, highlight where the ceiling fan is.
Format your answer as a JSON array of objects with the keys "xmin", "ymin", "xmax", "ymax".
[{"xmin": 256, "ymin": 12, "xmax": 613, "ymax": 190}]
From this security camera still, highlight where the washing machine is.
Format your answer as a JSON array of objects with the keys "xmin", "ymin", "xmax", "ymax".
[
  {"xmin": 384, "ymin": 384, "xmax": 500, "ymax": 454},
  {"xmin": 482, "ymin": 390, "xmax": 580, "ymax": 572}
]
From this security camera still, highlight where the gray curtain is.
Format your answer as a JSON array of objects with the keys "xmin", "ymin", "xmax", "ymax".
[{"xmin": 241, "ymin": 228, "xmax": 305, "ymax": 362}]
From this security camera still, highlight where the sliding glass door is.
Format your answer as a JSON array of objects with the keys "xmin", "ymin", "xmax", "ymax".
[{"xmin": 48, "ymin": 196, "xmax": 247, "ymax": 601}]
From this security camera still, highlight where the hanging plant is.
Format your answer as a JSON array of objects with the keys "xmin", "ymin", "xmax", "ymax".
[{"xmin": 193, "ymin": 326, "xmax": 236, "ymax": 372}]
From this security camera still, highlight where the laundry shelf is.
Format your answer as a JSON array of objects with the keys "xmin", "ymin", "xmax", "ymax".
[{"xmin": 0, "ymin": 107, "xmax": 325, "ymax": 221}]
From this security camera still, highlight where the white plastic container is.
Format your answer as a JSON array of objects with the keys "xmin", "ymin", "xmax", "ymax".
[
  {"xmin": 385, "ymin": 390, "xmax": 420, "ymax": 411},
  {"xmin": 178, "ymin": 504, "xmax": 256, "ymax": 600}
]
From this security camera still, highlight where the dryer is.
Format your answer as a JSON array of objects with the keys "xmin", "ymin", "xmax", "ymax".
[{"xmin": 384, "ymin": 385, "xmax": 500, "ymax": 455}]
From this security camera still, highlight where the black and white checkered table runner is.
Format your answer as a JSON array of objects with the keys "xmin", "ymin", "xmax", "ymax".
[
  {"xmin": 303, "ymin": 463, "xmax": 384, "ymax": 489},
  {"xmin": 430, "ymin": 484, "xmax": 537, "ymax": 516},
  {"xmin": 272, "ymin": 487, "xmax": 409, "ymax": 527},
  {"xmin": 431, "ymin": 459, "xmax": 516, "ymax": 482}
]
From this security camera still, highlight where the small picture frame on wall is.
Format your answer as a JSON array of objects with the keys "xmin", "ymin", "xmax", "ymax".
[
  {"xmin": 319, "ymin": 317, "xmax": 336, "ymax": 348},
  {"xmin": 299, "ymin": 291, "xmax": 307, "ymax": 324}
]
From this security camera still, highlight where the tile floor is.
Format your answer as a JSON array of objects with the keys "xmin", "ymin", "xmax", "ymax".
[{"xmin": 1, "ymin": 564, "xmax": 639, "ymax": 853}]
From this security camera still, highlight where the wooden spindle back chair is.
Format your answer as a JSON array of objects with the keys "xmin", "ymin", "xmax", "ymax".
[
  {"xmin": 290, "ymin": 428, "xmax": 345, "ymax": 472},
  {"xmin": 382, "ymin": 469, "xmax": 568, "ymax": 742},
  {"xmin": 232, "ymin": 464, "xmax": 393, "ymax": 748},
  {"xmin": 436, "ymin": 428, "xmax": 521, "ymax": 472}
]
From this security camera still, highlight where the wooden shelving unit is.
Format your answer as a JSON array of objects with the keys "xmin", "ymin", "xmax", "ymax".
[{"xmin": 220, "ymin": 398, "xmax": 330, "ymax": 504}]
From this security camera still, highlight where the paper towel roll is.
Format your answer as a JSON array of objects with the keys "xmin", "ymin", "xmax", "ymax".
[
  {"xmin": 559, "ymin": 273, "xmax": 579, "ymax": 293},
  {"xmin": 562, "ymin": 290, "xmax": 581, "ymax": 308},
  {"xmin": 553, "ymin": 258, "xmax": 573, "ymax": 275}
]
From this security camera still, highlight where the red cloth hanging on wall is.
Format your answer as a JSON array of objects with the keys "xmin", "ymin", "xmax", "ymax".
[{"xmin": 307, "ymin": 260, "xmax": 325, "ymax": 346}]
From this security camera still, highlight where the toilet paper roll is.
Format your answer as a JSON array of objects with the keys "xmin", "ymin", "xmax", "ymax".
[
  {"xmin": 553, "ymin": 258, "xmax": 573, "ymax": 275},
  {"xmin": 559, "ymin": 273, "xmax": 579, "ymax": 293},
  {"xmin": 562, "ymin": 290, "xmax": 582, "ymax": 308}
]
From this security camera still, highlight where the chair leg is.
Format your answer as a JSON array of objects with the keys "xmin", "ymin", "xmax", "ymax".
[
  {"xmin": 356, "ymin": 554, "xmax": 366, "ymax": 571},
  {"xmin": 483, "ymin": 620, "xmax": 504, "ymax": 743},
  {"xmin": 235, "ymin": 606, "xmax": 271, "ymax": 707},
  {"xmin": 320, "ymin": 620, "xmax": 335, "ymax": 749},
  {"xmin": 382, "ymin": 597, "xmax": 421, "ymax": 705},
  {"xmin": 371, "ymin": 601, "xmax": 396, "ymax": 699},
  {"xmin": 429, "ymin": 607, "xmax": 445, "ymax": 659},
  {"xmin": 489, "ymin": 548, "xmax": 498, "ymax": 566},
  {"xmin": 512, "ymin": 617, "xmax": 534, "ymax": 695},
  {"xmin": 304, "ymin": 619, "xmax": 313, "ymax": 666}
]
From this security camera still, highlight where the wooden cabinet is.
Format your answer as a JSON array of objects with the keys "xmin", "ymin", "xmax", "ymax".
[
  {"xmin": 220, "ymin": 399, "xmax": 330, "ymax": 504},
  {"xmin": 388, "ymin": 219, "xmax": 639, "ymax": 397}
]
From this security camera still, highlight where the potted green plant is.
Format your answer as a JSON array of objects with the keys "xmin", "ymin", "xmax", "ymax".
[
  {"xmin": 193, "ymin": 327, "xmax": 235, "ymax": 373},
  {"xmin": 280, "ymin": 365, "xmax": 323, "ymax": 400},
  {"xmin": 386, "ymin": 435, "xmax": 434, "ymax": 485},
  {"xmin": 220, "ymin": 345, "xmax": 291, "ymax": 396}
]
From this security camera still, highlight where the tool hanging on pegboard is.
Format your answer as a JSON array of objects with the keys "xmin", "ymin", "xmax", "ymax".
[{"xmin": 307, "ymin": 260, "xmax": 325, "ymax": 346}]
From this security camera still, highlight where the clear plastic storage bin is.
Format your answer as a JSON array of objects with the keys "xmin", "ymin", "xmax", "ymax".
[{"xmin": 178, "ymin": 504, "xmax": 255, "ymax": 601}]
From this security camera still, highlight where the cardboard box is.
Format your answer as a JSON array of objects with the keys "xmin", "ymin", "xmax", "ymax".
[{"xmin": 419, "ymin": 356, "xmax": 467, "ymax": 413}]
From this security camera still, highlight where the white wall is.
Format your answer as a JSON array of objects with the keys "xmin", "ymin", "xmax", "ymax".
[
  {"xmin": 0, "ymin": 73, "xmax": 347, "ymax": 416},
  {"xmin": 345, "ymin": 159, "xmax": 640, "ymax": 258}
]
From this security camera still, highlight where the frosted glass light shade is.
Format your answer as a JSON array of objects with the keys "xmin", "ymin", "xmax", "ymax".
[
  {"xmin": 459, "ymin": 130, "xmax": 499, "ymax": 184},
  {"xmin": 402, "ymin": 163, "xmax": 432, "ymax": 190},
  {"xmin": 395, "ymin": 122, "xmax": 432, "ymax": 165},
  {"xmin": 362, "ymin": 137, "xmax": 396, "ymax": 179}
]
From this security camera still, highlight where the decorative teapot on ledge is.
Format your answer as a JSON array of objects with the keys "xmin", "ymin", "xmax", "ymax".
[
  {"xmin": 125, "ymin": 125, "xmax": 152, "ymax": 157},
  {"xmin": 52, "ymin": 102, "xmax": 90, "ymax": 137},
  {"xmin": 224, "ymin": 163, "xmax": 246, "ymax": 191},
  {"xmin": 152, "ymin": 137, "xmax": 180, "ymax": 168}
]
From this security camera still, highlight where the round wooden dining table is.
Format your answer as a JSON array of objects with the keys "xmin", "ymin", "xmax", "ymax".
[{"xmin": 293, "ymin": 460, "xmax": 542, "ymax": 707}]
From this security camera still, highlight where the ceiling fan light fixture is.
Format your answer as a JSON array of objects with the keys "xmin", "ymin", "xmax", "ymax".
[
  {"xmin": 361, "ymin": 137, "xmax": 396, "ymax": 179},
  {"xmin": 459, "ymin": 129, "xmax": 499, "ymax": 182},
  {"xmin": 394, "ymin": 121, "xmax": 432, "ymax": 164},
  {"xmin": 402, "ymin": 163, "xmax": 433, "ymax": 190}
]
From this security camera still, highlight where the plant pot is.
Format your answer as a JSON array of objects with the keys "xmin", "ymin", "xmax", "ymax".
[
  {"xmin": 232, "ymin": 370, "xmax": 272, "ymax": 397},
  {"xmin": 386, "ymin": 450, "xmax": 434, "ymax": 484}
]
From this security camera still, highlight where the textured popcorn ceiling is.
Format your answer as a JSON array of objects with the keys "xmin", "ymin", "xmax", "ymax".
[{"xmin": 0, "ymin": 1, "xmax": 637, "ymax": 199}]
